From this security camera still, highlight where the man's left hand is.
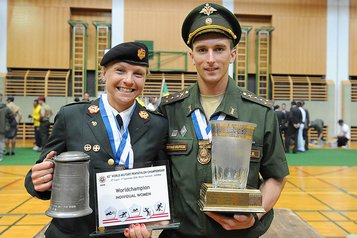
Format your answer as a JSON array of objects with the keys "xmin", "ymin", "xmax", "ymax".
[{"xmin": 205, "ymin": 212, "xmax": 256, "ymax": 230}]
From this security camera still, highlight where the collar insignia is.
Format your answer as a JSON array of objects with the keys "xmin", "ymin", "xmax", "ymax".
[
  {"xmin": 180, "ymin": 126, "xmax": 187, "ymax": 137},
  {"xmin": 230, "ymin": 107, "xmax": 236, "ymax": 115},
  {"xmin": 88, "ymin": 105, "xmax": 100, "ymax": 114},
  {"xmin": 139, "ymin": 110, "xmax": 149, "ymax": 120},
  {"xmin": 200, "ymin": 3, "xmax": 217, "ymax": 16},
  {"xmin": 138, "ymin": 48, "xmax": 146, "ymax": 60}
]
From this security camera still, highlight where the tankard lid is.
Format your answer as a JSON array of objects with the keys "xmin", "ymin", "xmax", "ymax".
[{"xmin": 54, "ymin": 151, "xmax": 90, "ymax": 162}]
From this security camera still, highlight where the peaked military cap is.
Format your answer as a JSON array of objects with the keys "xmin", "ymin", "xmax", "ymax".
[
  {"xmin": 182, "ymin": 3, "xmax": 241, "ymax": 48},
  {"xmin": 100, "ymin": 42, "xmax": 149, "ymax": 67}
]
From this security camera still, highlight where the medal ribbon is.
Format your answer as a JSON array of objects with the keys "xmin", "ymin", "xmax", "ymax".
[
  {"xmin": 99, "ymin": 94, "xmax": 134, "ymax": 169},
  {"xmin": 191, "ymin": 109, "xmax": 225, "ymax": 142}
]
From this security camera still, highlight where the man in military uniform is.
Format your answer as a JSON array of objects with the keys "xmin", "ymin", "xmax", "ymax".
[
  {"xmin": 24, "ymin": 42, "xmax": 168, "ymax": 238},
  {"xmin": 158, "ymin": 3, "xmax": 289, "ymax": 238}
]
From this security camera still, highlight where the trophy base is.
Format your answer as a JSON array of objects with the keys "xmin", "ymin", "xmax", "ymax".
[{"xmin": 199, "ymin": 183, "xmax": 265, "ymax": 213}]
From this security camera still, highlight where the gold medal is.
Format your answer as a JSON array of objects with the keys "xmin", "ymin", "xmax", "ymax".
[{"xmin": 197, "ymin": 140, "xmax": 211, "ymax": 164}]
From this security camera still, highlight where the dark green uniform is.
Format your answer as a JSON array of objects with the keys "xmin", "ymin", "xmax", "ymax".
[
  {"xmin": 158, "ymin": 78, "xmax": 289, "ymax": 238},
  {"xmin": 24, "ymin": 99, "xmax": 168, "ymax": 238}
]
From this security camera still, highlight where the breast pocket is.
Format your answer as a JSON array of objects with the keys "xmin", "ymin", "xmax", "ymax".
[{"xmin": 165, "ymin": 138, "xmax": 194, "ymax": 156}]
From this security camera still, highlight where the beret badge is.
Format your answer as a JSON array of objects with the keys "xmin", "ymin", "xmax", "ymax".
[{"xmin": 137, "ymin": 48, "xmax": 146, "ymax": 60}]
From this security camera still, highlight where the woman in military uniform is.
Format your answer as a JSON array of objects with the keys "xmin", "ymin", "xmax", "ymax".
[{"xmin": 24, "ymin": 42, "xmax": 168, "ymax": 238}]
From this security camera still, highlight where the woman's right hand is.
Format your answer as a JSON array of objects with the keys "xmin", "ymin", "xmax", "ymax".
[{"xmin": 31, "ymin": 151, "xmax": 57, "ymax": 192}]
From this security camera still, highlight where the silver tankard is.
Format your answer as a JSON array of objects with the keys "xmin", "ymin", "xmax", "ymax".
[{"xmin": 46, "ymin": 151, "xmax": 93, "ymax": 218}]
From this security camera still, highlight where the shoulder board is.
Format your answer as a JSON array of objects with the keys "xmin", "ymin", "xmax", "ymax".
[
  {"xmin": 160, "ymin": 89, "xmax": 190, "ymax": 105},
  {"xmin": 241, "ymin": 90, "xmax": 274, "ymax": 109}
]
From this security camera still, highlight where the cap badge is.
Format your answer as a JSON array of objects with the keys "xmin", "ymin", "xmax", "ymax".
[
  {"xmin": 200, "ymin": 3, "xmax": 217, "ymax": 16},
  {"xmin": 91, "ymin": 121, "xmax": 97, "ymax": 126},
  {"xmin": 137, "ymin": 48, "xmax": 146, "ymax": 60},
  {"xmin": 205, "ymin": 17, "xmax": 213, "ymax": 25},
  {"xmin": 139, "ymin": 110, "xmax": 149, "ymax": 120},
  {"xmin": 88, "ymin": 105, "xmax": 100, "ymax": 114}
]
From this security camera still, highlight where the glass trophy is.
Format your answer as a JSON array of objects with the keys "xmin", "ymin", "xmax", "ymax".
[{"xmin": 199, "ymin": 121, "xmax": 265, "ymax": 213}]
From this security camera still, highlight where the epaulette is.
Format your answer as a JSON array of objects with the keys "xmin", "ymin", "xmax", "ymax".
[
  {"xmin": 160, "ymin": 89, "xmax": 190, "ymax": 105},
  {"xmin": 241, "ymin": 90, "xmax": 274, "ymax": 109}
]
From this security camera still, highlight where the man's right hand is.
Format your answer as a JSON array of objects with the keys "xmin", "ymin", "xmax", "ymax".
[{"xmin": 31, "ymin": 151, "xmax": 56, "ymax": 192}]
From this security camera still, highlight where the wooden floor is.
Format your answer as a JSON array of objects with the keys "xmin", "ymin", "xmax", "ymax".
[{"xmin": 0, "ymin": 142, "xmax": 356, "ymax": 237}]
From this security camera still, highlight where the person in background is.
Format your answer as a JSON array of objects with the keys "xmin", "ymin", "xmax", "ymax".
[
  {"xmin": 285, "ymin": 100, "xmax": 302, "ymax": 153},
  {"xmin": 24, "ymin": 42, "xmax": 168, "ymax": 238},
  {"xmin": 0, "ymin": 94, "xmax": 15, "ymax": 161},
  {"xmin": 301, "ymin": 100, "xmax": 310, "ymax": 150},
  {"xmin": 74, "ymin": 97, "xmax": 80, "ymax": 102},
  {"xmin": 296, "ymin": 101, "xmax": 306, "ymax": 152},
  {"xmin": 309, "ymin": 119, "xmax": 324, "ymax": 145},
  {"xmin": 274, "ymin": 104, "xmax": 288, "ymax": 136},
  {"xmin": 82, "ymin": 92, "xmax": 90, "ymax": 102},
  {"xmin": 38, "ymin": 96, "xmax": 53, "ymax": 148},
  {"xmin": 28, "ymin": 99, "xmax": 42, "ymax": 151},
  {"xmin": 5, "ymin": 96, "xmax": 22, "ymax": 156},
  {"xmin": 146, "ymin": 96, "xmax": 157, "ymax": 111},
  {"xmin": 336, "ymin": 119, "xmax": 350, "ymax": 147},
  {"xmin": 156, "ymin": 3, "xmax": 289, "ymax": 238}
]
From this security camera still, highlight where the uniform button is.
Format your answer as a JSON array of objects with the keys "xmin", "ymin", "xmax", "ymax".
[{"xmin": 108, "ymin": 158, "xmax": 115, "ymax": 166}]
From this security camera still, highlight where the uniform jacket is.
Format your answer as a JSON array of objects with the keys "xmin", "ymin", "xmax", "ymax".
[
  {"xmin": 158, "ymin": 78, "xmax": 289, "ymax": 238},
  {"xmin": 0, "ymin": 103, "xmax": 14, "ymax": 134},
  {"xmin": 25, "ymin": 98, "xmax": 168, "ymax": 238}
]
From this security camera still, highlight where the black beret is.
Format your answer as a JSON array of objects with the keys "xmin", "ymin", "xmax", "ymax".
[
  {"xmin": 182, "ymin": 3, "xmax": 241, "ymax": 48},
  {"xmin": 100, "ymin": 42, "xmax": 149, "ymax": 67}
]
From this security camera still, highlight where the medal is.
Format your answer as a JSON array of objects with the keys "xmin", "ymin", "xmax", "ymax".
[
  {"xmin": 191, "ymin": 109, "xmax": 225, "ymax": 165},
  {"xmin": 197, "ymin": 140, "xmax": 211, "ymax": 164}
]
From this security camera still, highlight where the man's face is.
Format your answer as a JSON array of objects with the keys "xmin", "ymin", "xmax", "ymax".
[
  {"xmin": 190, "ymin": 33, "xmax": 236, "ymax": 86},
  {"xmin": 102, "ymin": 61, "xmax": 147, "ymax": 111}
]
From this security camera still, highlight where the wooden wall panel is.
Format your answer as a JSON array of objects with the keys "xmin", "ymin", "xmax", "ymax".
[
  {"xmin": 7, "ymin": 0, "xmax": 110, "ymax": 69},
  {"xmin": 7, "ymin": 4, "xmax": 69, "ymax": 68},
  {"xmin": 350, "ymin": 1, "xmax": 357, "ymax": 76},
  {"xmin": 7, "ymin": 0, "xmax": 330, "ymax": 75},
  {"xmin": 235, "ymin": 0, "xmax": 326, "ymax": 75},
  {"xmin": 124, "ymin": 0, "xmax": 221, "ymax": 72}
]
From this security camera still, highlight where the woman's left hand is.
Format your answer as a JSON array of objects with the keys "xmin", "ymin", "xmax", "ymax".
[{"xmin": 124, "ymin": 223, "xmax": 152, "ymax": 238}]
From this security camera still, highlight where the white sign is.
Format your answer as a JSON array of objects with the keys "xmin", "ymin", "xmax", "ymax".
[{"xmin": 96, "ymin": 166, "xmax": 170, "ymax": 227}]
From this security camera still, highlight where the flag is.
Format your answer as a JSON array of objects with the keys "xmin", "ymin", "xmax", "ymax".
[
  {"xmin": 160, "ymin": 79, "xmax": 170, "ymax": 98},
  {"xmin": 157, "ymin": 79, "xmax": 169, "ymax": 105}
]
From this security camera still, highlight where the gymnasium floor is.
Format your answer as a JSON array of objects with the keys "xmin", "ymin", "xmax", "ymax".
[{"xmin": 0, "ymin": 143, "xmax": 356, "ymax": 237}]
